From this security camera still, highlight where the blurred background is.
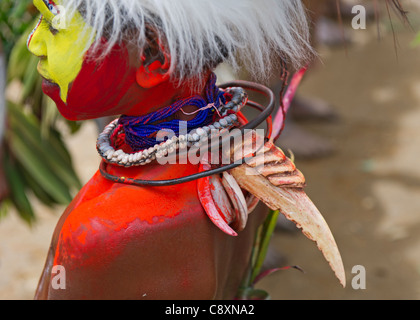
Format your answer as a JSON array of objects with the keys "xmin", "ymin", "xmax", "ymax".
[{"xmin": 1, "ymin": 0, "xmax": 420, "ymax": 299}]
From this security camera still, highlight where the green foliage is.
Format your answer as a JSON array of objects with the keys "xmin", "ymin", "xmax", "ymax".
[
  {"xmin": 411, "ymin": 32, "xmax": 420, "ymax": 47},
  {"xmin": 0, "ymin": 0, "xmax": 34, "ymax": 61},
  {"xmin": 1, "ymin": 2, "xmax": 83, "ymax": 224},
  {"xmin": 237, "ymin": 210, "xmax": 280, "ymax": 300}
]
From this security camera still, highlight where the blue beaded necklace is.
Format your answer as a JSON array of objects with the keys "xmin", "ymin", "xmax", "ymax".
[{"xmin": 118, "ymin": 73, "xmax": 226, "ymax": 151}]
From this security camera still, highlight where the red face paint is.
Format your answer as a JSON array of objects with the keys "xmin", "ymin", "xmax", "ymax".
[
  {"xmin": 43, "ymin": 41, "xmax": 199, "ymax": 121},
  {"xmin": 44, "ymin": 43, "xmax": 137, "ymax": 121}
]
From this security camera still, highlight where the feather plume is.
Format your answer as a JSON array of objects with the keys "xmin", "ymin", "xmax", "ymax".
[{"xmin": 60, "ymin": 0, "xmax": 313, "ymax": 83}]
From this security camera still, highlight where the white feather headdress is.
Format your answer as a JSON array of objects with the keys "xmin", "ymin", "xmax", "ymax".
[{"xmin": 61, "ymin": 0, "xmax": 313, "ymax": 82}]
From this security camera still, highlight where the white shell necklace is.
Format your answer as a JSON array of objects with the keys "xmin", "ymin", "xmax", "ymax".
[{"xmin": 96, "ymin": 87, "xmax": 247, "ymax": 167}]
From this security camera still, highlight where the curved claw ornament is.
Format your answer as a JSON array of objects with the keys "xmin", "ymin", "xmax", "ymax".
[
  {"xmin": 221, "ymin": 172, "xmax": 248, "ymax": 232},
  {"xmin": 246, "ymin": 195, "xmax": 259, "ymax": 214},
  {"xmin": 209, "ymin": 174, "xmax": 236, "ymax": 225},
  {"xmin": 197, "ymin": 154, "xmax": 255, "ymax": 236},
  {"xmin": 230, "ymin": 139, "xmax": 346, "ymax": 287},
  {"xmin": 197, "ymin": 133, "xmax": 346, "ymax": 287},
  {"xmin": 197, "ymin": 160, "xmax": 238, "ymax": 237}
]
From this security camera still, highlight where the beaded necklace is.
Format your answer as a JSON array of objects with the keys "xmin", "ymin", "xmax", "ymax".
[
  {"xmin": 117, "ymin": 73, "xmax": 225, "ymax": 151},
  {"xmin": 96, "ymin": 74, "xmax": 248, "ymax": 167}
]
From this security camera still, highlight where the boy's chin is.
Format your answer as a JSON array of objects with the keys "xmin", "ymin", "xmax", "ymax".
[
  {"xmin": 42, "ymin": 79, "xmax": 71, "ymax": 120},
  {"xmin": 42, "ymin": 79, "xmax": 94, "ymax": 121}
]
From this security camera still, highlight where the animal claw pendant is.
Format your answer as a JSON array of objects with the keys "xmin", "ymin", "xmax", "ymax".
[
  {"xmin": 197, "ymin": 153, "xmax": 258, "ymax": 236},
  {"xmin": 197, "ymin": 131, "xmax": 346, "ymax": 288}
]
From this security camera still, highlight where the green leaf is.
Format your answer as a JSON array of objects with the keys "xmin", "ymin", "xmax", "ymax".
[
  {"xmin": 0, "ymin": 200, "xmax": 10, "ymax": 221},
  {"xmin": 6, "ymin": 23, "xmax": 35, "ymax": 82},
  {"xmin": 21, "ymin": 54, "xmax": 39, "ymax": 99},
  {"xmin": 8, "ymin": 102, "xmax": 82, "ymax": 189},
  {"xmin": 250, "ymin": 210, "xmax": 280, "ymax": 284},
  {"xmin": 411, "ymin": 32, "xmax": 420, "ymax": 48},
  {"xmin": 9, "ymin": 127, "xmax": 73, "ymax": 205},
  {"xmin": 19, "ymin": 162, "xmax": 58, "ymax": 207},
  {"xmin": 237, "ymin": 288, "xmax": 270, "ymax": 301},
  {"xmin": 238, "ymin": 209, "xmax": 281, "ymax": 298},
  {"xmin": 9, "ymin": 1, "xmax": 31, "ymax": 20},
  {"xmin": 2, "ymin": 152, "xmax": 35, "ymax": 224}
]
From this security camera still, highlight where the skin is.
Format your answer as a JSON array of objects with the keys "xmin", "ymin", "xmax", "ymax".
[
  {"xmin": 27, "ymin": 0, "xmax": 202, "ymax": 121},
  {"xmin": 28, "ymin": 0, "xmax": 267, "ymax": 299},
  {"xmin": 29, "ymin": 0, "xmax": 93, "ymax": 104},
  {"xmin": 35, "ymin": 164, "xmax": 267, "ymax": 299}
]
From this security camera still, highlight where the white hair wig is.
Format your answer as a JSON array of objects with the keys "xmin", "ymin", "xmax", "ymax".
[{"xmin": 61, "ymin": 0, "xmax": 313, "ymax": 82}]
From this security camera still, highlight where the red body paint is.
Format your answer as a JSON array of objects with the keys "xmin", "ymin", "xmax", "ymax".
[
  {"xmin": 35, "ymin": 159, "xmax": 266, "ymax": 299},
  {"xmin": 53, "ymin": 162, "xmax": 202, "ymax": 268},
  {"xmin": 34, "ymin": 39, "xmax": 267, "ymax": 299}
]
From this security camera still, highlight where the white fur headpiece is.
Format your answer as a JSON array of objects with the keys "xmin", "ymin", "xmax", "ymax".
[{"xmin": 61, "ymin": 0, "xmax": 313, "ymax": 81}]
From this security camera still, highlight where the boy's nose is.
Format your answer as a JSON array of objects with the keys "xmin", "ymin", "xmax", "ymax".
[{"xmin": 27, "ymin": 17, "xmax": 48, "ymax": 58}]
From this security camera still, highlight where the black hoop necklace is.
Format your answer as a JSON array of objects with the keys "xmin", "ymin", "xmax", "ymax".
[{"xmin": 99, "ymin": 80, "xmax": 275, "ymax": 187}]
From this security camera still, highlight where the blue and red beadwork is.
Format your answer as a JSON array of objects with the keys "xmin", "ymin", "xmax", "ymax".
[{"xmin": 118, "ymin": 73, "xmax": 227, "ymax": 152}]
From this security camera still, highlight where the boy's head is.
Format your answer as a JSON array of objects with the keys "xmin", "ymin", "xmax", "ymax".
[{"xmin": 28, "ymin": 0, "xmax": 312, "ymax": 120}]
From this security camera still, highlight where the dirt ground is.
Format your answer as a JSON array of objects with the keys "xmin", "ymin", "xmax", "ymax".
[{"xmin": 0, "ymin": 8, "xmax": 420, "ymax": 300}]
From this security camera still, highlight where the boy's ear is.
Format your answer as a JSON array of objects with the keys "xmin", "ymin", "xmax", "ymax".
[{"xmin": 136, "ymin": 54, "xmax": 170, "ymax": 89}]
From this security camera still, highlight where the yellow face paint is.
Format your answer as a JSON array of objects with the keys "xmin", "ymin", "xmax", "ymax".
[{"xmin": 28, "ymin": 0, "xmax": 94, "ymax": 103}]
